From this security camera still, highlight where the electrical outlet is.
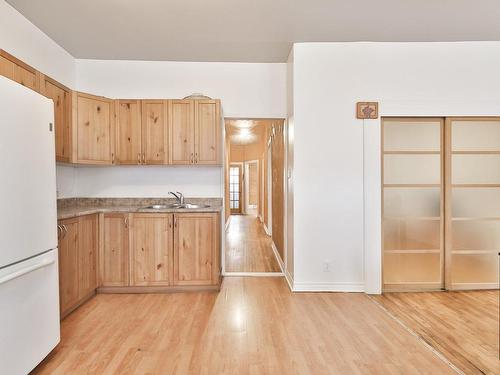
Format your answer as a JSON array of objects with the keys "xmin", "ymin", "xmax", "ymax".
[{"xmin": 323, "ymin": 261, "xmax": 332, "ymax": 272}]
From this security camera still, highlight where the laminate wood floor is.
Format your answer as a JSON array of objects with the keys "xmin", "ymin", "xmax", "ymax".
[
  {"xmin": 373, "ymin": 290, "xmax": 500, "ymax": 375},
  {"xmin": 32, "ymin": 277, "xmax": 455, "ymax": 375},
  {"xmin": 225, "ymin": 215, "xmax": 281, "ymax": 273}
]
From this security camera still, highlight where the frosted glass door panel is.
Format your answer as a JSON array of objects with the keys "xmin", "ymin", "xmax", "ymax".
[
  {"xmin": 452, "ymin": 188, "xmax": 500, "ymax": 218},
  {"xmin": 452, "ymin": 155, "xmax": 500, "ymax": 184},
  {"xmin": 382, "ymin": 118, "xmax": 443, "ymax": 291},
  {"xmin": 451, "ymin": 253, "xmax": 498, "ymax": 284},
  {"xmin": 452, "ymin": 120, "xmax": 500, "ymax": 151},
  {"xmin": 447, "ymin": 118, "xmax": 500, "ymax": 290},
  {"xmin": 384, "ymin": 219, "xmax": 440, "ymax": 250},
  {"xmin": 384, "ymin": 188, "xmax": 441, "ymax": 217},
  {"xmin": 383, "ymin": 121, "xmax": 441, "ymax": 151},
  {"xmin": 384, "ymin": 253, "xmax": 441, "ymax": 284},
  {"xmin": 384, "ymin": 155, "xmax": 441, "ymax": 184},
  {"xmin": 452, "ymin": 221, "xmax": 500, "ymax": 250}
]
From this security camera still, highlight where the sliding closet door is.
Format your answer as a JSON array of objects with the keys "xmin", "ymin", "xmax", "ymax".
[
  {"xmin": 445, "ymin": 118, "xmax": 500, "ymax": 290},
  {"xmin": 382, "ymin": 118, "xmax": 444, "ymax": 291}
]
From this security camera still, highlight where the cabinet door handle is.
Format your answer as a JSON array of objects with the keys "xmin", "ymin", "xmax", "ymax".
[
  {"xmin": 112, "ymin": 153, "xmax": 115, "ymax": 164},
  {"xmin": 174, "ymin": 217, "xmax": 177, "ymax": 228},
  {"xmin": 137, "ymin": 153, "xmax": 141, "ymax": 164},
  {"xmin": 142, "ymin": 153, "xmax": 146, "ymax": 164},
  {"xmin": 195, "ymin": 153, "xmax": 198, "ymax": 164},
  {"xmin": 62, "ymin": 224, "xmax": 68, "ymax": 239},
  {"xmin": 124, "ymin": 217, "xmax": 129, "ymax": 228},
  {"xmin": 190, "ymin": 153, "xmax": 194, "ymax": 164},
  {"xmin": 57, "ymin": 225, "xmax": 62, "ymax": 238}
]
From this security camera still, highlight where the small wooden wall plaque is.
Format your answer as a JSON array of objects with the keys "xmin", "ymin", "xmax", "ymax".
[{"xmin": 356, "ymin": 102, "xmax": 379, "ymax": 119}]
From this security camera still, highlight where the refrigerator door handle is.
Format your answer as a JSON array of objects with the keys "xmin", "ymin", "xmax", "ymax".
[{"xmin": 0, "ymin": 259, "xmax": 55, "ymax": 286}]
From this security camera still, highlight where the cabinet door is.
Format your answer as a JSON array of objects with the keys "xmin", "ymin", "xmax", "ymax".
[
  {"xmin": 169, "ymin": 100, "xmax": 195, "ymax": 164},
  {"xmin": 115, "ymin": 100, "xmax": 142, "ymax": 165},
  {"xmin": 75, "ymin": 92, "xmax": 114, "ymax": 164},
  {"xmin": 78, "ymin": 214, "xmax": 98, "ymax": 299},
  {"xmin": 195, "ymin": 100, "xmax": 220, "ymax": 165},
  {"xmin": 174, "ymin": 213, "xmax": 218, "ymax": 285},
  {"xmin": 130, "ymin": 214, "xmax": 173, "ymax": 286},
  {"xmin": 141, "ymin": 100, "xmax": 168, "ymax": 164},
  {"xmin": 40, "ymin": 75, "xmax": 71, "ymax": 162},
  {"xmin": 101, "ymin": 214, "xmax": 129, "ymax": 286},
  {"xmin": 58, "ymin": 218, "xmax": 79, "ymax": 314},
  {"xmin": 0, "ymin": 50, "xmax": 39, "ymax": 91}
]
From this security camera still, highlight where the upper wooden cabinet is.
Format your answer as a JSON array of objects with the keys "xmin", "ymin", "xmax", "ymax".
[
  {"xmin": 142, "ymin": 100, "xmax": 168, "ymax": 164},
  {"xmin": 130, "ymin": 213, "xmax": 173, "ymax": 286},
  {"xmin": 73, "ymin": 92, "xmax": 115, "ymax": 164},
  {"xmin": 0, "ymin": 50, "xmax": 39, "ymax": 92},
  {"xmin": 173, "ymin": 213, "xmax": 219, "ymax": 286},
  {"xmin": 195, "ymin": 100, "xmax": 221, "ymax": 165},
  {"xmin": 39, "ymin": 74, "xmax": 72, "ymax": 162},
  {"xmin": 169, "ymin": 99, "xmax": 221, "ymax": 165},
  {"xmin": 170, "ymin": 100, "xmax": 195, "ymax": 164},
  {"xmin": 115, "ymin": 100, "xmax": 142, "ymax": 165}
]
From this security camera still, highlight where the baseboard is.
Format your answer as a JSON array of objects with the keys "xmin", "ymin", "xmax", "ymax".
[
  {"xmin": 225, "ymin": 216, "xmax": 231, "ymax": 231},
  {"xmin": 271, "ymin": 241, "xmax": 285, "ymax": 273},
  {"xmin": 224, "ymin": 272, "xmax": 283, "ymax": 277},
  {"xmin": 293, "ymin": 281, "xmax": 365, "ymax": 292},
  {"xmin": 258, "ymin": 214, "xmax": 263, "ymax": 222},
  {"xmin": 263, "ymin": 223, "xmax": 271, "ymax": 236}
]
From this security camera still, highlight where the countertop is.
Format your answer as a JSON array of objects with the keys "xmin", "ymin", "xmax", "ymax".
[{"xmin": 57, "ymin": 198, "xmax": 223, "ymax": 220}]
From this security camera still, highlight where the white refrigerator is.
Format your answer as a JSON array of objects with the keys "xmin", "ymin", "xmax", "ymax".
[{"xmin": 0, "ymin": 76, "xmax": 60, "ymax": 374}]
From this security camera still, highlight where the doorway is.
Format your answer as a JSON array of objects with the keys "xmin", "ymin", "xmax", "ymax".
[
  {"xmin": 224, "ymin": 119, "xmax": 286, "ymax": 274},
  {"xmin": 381, "ymin": 117, "xmax": 500, "ymax": 291}
]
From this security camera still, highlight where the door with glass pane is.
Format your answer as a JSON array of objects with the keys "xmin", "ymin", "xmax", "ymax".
[
  {"xmin": 229, "ymin": 164, "xmax": 243, "ymax": 214},
  {"xmin": 445, "ymin": 118, "xmax": 500, "ymax": 290},
  {"xmin": 382, "ymin": 118, "xmax": 444, "ymax": 291}
]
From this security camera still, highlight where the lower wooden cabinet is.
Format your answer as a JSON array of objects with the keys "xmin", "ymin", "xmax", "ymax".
[
  {"xmin": 100, "ymin": 213, "xmax": 130, "ymax": 286},
  {"xmin": 58, "ymin": 214, "xmax": 98, "ymax": 318},
  {"xmin": 130, "ymin": 213, "xmax": 173, "ymax": 286},
  {"xmin": 174, "ymin": 213, "xmax": 219, "ymax": 286}
]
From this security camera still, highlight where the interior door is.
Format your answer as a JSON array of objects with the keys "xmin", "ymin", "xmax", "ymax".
[
  {"xmin": 445, "ymin": 118, "xmax": 500, "ymax": 290},
  {"xmin": 382, "ymin": 118, "xmax": 444, "ymax": 291},
  {"xmin": 229, "ymin": 164, "xmax": 243, "ymax": 214}
]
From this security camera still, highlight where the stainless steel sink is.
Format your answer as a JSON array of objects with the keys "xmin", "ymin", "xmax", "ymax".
[{"xmin": 142, "ymin": 203, "xmax": 210, "ymax": 210}]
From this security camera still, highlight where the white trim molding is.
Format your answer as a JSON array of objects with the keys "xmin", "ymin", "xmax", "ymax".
[
  {"xmin": 284, "ymin": 268, "xmax": 294, "ymax": 291},
  {"xmin": 293, "ymin": 281, "xmax": 365, "ymax": 293},
  {"xmin": 271, "ymin": 241, "xmax": 285, "ymax": 273},
  {"xmin": 224, "ymin": 272, "xmax": 283, "ymax": 277}
]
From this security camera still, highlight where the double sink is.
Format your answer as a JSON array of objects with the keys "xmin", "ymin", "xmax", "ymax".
[{"xmin": 142, "ymin": 203, "xmax": 210, "ymax": 210}]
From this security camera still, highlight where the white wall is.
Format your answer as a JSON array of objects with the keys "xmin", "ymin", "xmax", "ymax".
[
  {"xmin": 292, "ymin": 42, "xmax": 500, "ymax": 293},
  {"xmin": 70, "ymin": 59, "xmax": 287, "ymax": 198},
  {"xmin": 0, "ymin": 0, "xmax": 75, "ymax": 87},
  {"xmin": 76, "ymin": 59, "xmax": 286, "ymax": 118}
]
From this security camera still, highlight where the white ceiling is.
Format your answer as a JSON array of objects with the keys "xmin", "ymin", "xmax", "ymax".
[{"xmin": 7, "ymin": 0, "xmax": 500, "ymax": 62}]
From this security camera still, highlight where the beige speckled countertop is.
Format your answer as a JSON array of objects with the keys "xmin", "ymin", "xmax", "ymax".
[{"xmin": 57, "ymin": 198, "xmax": 223, "ymax": 220}]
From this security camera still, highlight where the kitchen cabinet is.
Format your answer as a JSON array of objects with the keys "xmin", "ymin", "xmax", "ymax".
[
  {"xmin": 57, "ymin": 218, "xmax": 79, "ymax": 315},
  {"xmin": 73, "ymin": 92, "xmax": 115, "ymax": 164},
  {"xmin": 169, "ymin": 99, "xmax": 221, "ymax": 165},
  {"xmin": 39, "ymin": 74, "xmax": 72, "ymax": 162},
  {"xmin": 173, "ymin": 213, "xmax": 219, "ymax": 286},
  {"xmin": 169, "ymin": 100, "xmax": 195, "ymax": 164},
  {"xmin": 130, "ymin": 213, "xmax": 173, "ymax": 286},
  {"xmin": 115, "ymin": 100, "xmax": 142, "ymax": 164},
  {"xmin": 141, "ymin": 100, "xmax": 168, "ymax": 164},
  {"xmin": 0, "ymin": 49, "xmax": 39, "ymax": 92},
  {"xmin": 195, "ymin": 100, "xmax": 221, "ymax": 165},
  {"xmin": 100, "ymin": 213, "xmax": 129, "ymax": 286},
  {"xmin": 58, "ymin": 214, "xmax": 98, "ymax": 318}
]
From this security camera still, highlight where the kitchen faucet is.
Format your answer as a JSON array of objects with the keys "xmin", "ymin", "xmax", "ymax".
[{"xmin": 169, "ymin": 191, "xmax": 184, "ymax": 205}]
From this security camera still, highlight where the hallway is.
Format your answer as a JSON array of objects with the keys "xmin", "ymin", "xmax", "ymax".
[{"xmin": 225, "ymin": 215, "xmax": 281, "ymax": 273}]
